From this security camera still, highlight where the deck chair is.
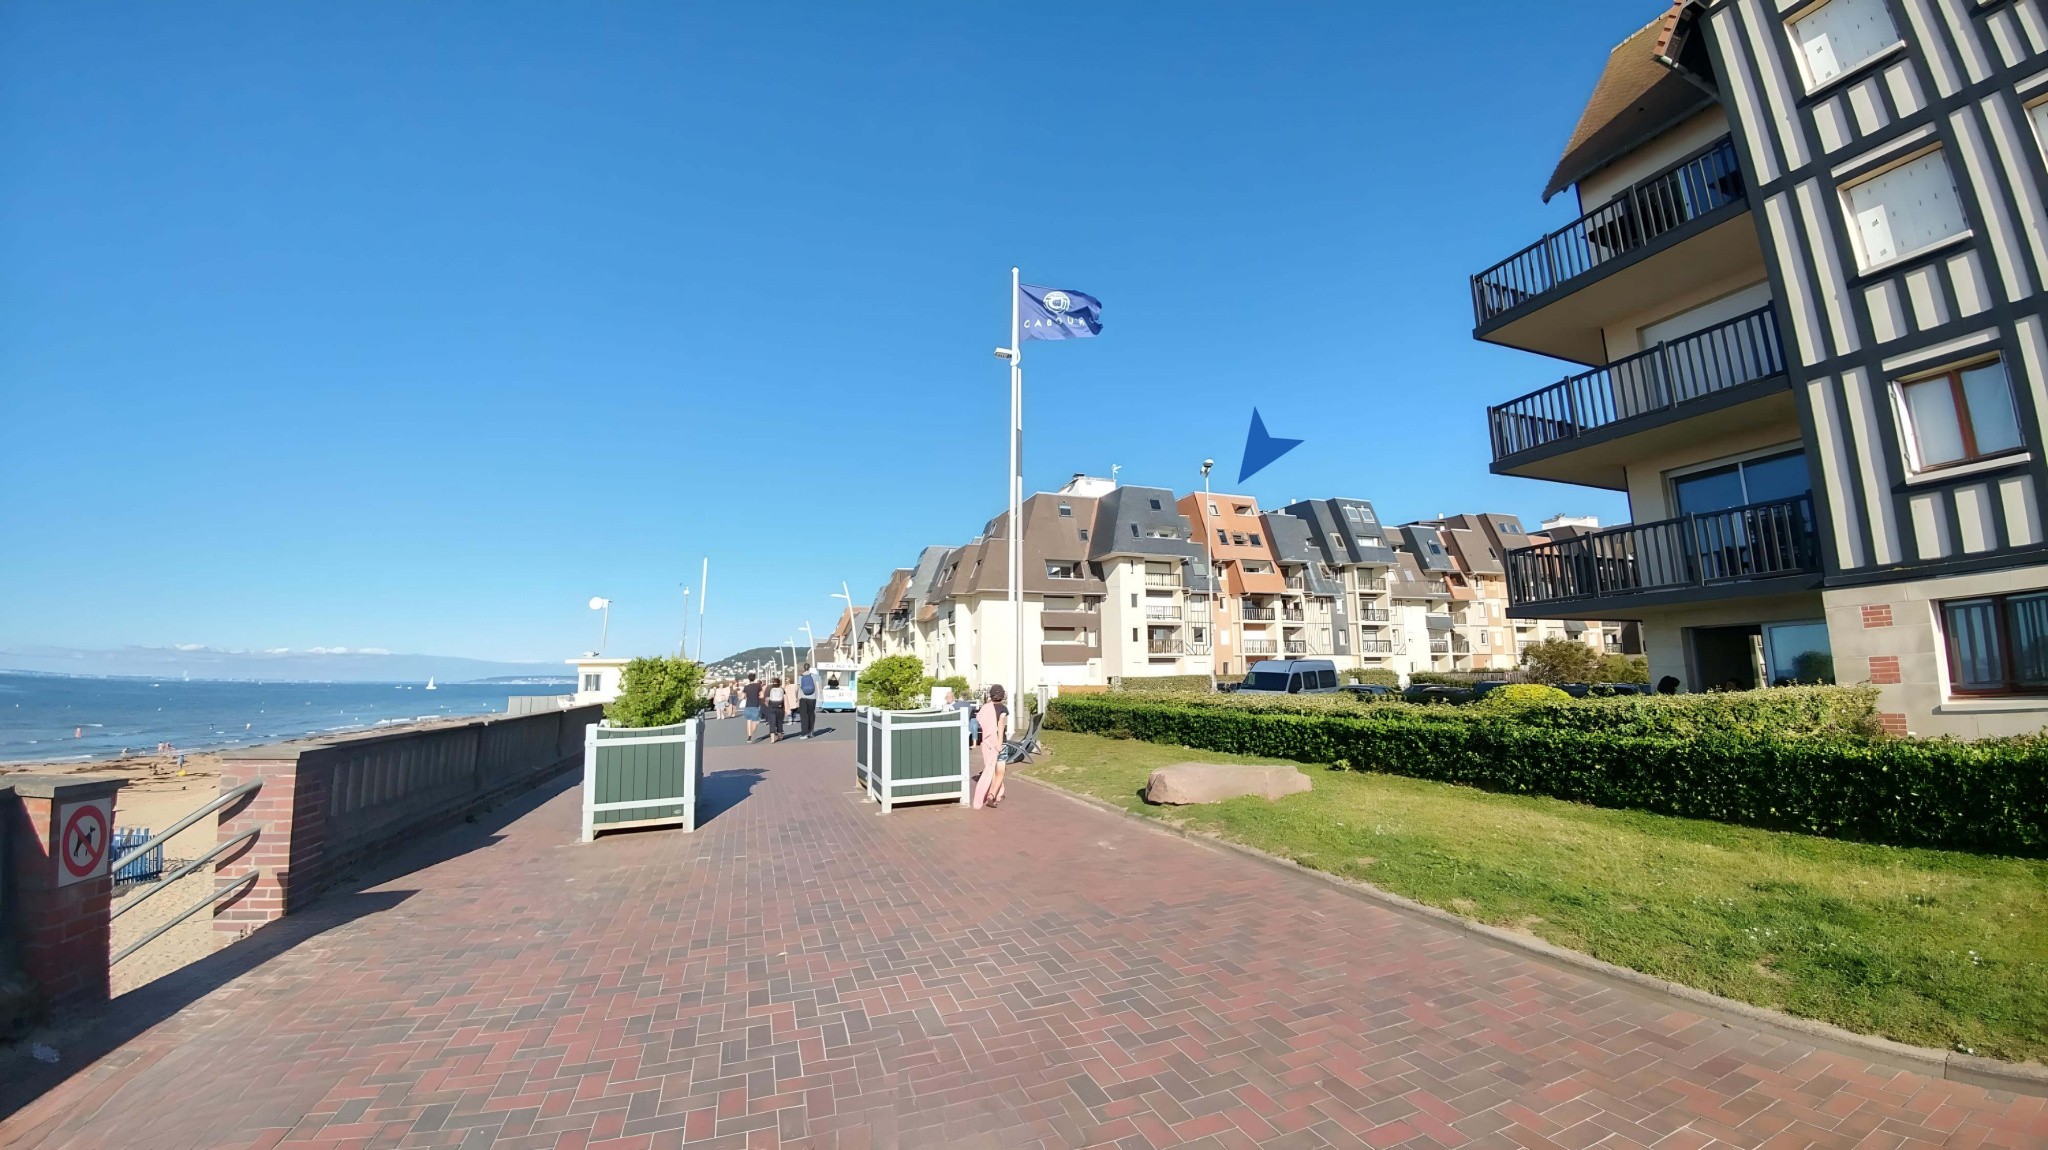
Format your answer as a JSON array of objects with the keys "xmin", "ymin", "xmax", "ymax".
[{"xmin": 998, "ymin": 706, "xmax": 1045, "ymax": 764}]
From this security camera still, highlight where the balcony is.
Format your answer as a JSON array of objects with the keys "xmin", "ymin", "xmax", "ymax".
[
  {"xmin": 1471, "ymin": 138, "xmax": 1759, "ymax": 363},
  {"xmin": 1283, "ymin": 639, "xmax": 1309, "ymax": 655},
  {"xmin": 1357, "ymin": 607, "xmax": 1391, "ymax": 623},
  {"xmin": 1425, "ymin": 614, "xmax": 1454, "ymax": 633},
  {"xmin": 1357, "ymin": 639, "xmax": 1394, "ymax": 655},
  {"xmin": 1281, "ymin": 607, "xmax": 1306, "ymax": 623},
  {"xmin": 1429, "ymin": 640, "xmax": 1451, "ymax": 655},
  {"xmin": 1144, "ymin": 607, "xmax": 1183, "ymax": 622},
  {"xmin": 1240, "ymin": 605, "xmax": 1277, "ymax": 621},
  {"xmin": 1147, "ymin": 639, "xmax": 1184, "ymax": 656},
  {"xmin": 1143, "ymin": 572, "xmax": 1182, "ymax": 588},
  {"xmin": 1243, "ymin": 639, "xmax": 1278, "ymax": 656},
  {"xmin": 1506, "ymin": 495, "xmax": 1823, "ymax": 613},
  {"xmin": 1283, "ymin": 573, "xmax": 1308, "ymax": 591},
  {"xmin": 1489, "ymin": 307, "xmax": 1791, "ymax": 488}
]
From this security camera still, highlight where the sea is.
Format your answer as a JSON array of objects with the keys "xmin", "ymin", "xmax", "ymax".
[{"xmin": 0, "ymin": 671, "xmax": 574, "ymax": 764}]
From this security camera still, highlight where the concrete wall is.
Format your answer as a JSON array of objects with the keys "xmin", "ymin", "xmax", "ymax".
[
  {"xmin": 1636, "ymin": 592, "xmax": 1828, "ymax": 693},
  {"xmin": 1825, "ymin": 563, "xmax": 2048, "ymax": 738}
]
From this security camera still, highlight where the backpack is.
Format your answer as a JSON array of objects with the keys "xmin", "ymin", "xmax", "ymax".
[{"xmin": 800, "ymin": 672, "xmax": 817, "ymax": 697}]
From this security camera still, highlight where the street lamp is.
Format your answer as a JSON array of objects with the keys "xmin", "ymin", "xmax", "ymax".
[
  {"xmin": 832, "ymin": 582, "xmax": 862, "ymax": 667},
  {"xmin": 676, "ymin": 584, "xmax": 691, "ymax": 658},
  {"xmin": 588, "ymin": 596, "xmax": 612, "ymax": 656},
  {"xmin": 1201, "ymin": 459, "xmax": 1218, "ymax": 691},
  {"xmin": 800, "ymin": 621, "xmax": 816, "ymax": 668}
]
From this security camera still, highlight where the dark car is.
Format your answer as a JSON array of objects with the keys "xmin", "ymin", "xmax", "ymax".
[
  {"xmin": 1338, "ymin": 683, "xmax": 1395, "ymax": 699},
  {"xmin": 1466, "ymin": 680, "xmax": 1514, "ymax": 702},
  {"xmin": 1402, "ymin": 684, "xmax": 1472, "ymax": 705}
]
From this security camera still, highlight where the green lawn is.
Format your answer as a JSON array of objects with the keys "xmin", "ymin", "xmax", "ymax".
[{"xmin": 1025, "ymin": 730, "xmax": 2048, "ymax": 1063}]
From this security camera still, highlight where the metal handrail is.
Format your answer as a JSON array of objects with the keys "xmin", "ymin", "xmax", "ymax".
[
  {"xmin": 112, "ymin": 868, "xmax": 261, "ymax": 965},
  {"xmin": 111, "ymin": 824, "xmax": 264, "ymax": 921},
  {"xmin": 1506, "ymin": 494, "xmax": 1819, "ymax": 605},
  {"xmin": 109, "ymin": 780, "xmax": 262, "ymax": 877},
  {"xmin": 1472, "ymin": 136, "xmax": 1744, "ymax": 324},
  {"xmin": 1488, "ymin": 307, "xmax": 1784, "ymax": 460}
]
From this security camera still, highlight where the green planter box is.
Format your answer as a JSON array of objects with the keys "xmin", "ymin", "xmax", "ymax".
[
  {"xmin": 854, "ymin": 706, "xmax": 970, "ymax": 812},
  {"xmin": 581, "ymin": 718, "xmax": 704, "ymax": 841}
]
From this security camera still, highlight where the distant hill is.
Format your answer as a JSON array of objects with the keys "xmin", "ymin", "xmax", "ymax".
[{"xmin": 704, "ymin": 645, "xmax": 815, "ymax": 679}]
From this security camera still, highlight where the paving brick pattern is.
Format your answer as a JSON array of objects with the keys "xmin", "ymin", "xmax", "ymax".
[{"xmin": 5, "ymin": 721, "xmax": 2044, "ymax": 1149}]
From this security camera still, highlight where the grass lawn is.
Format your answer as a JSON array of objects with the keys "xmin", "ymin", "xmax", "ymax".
[{"xmin": 1024, "ymin": 730, "xmax": 2048, "ymax": 1063}]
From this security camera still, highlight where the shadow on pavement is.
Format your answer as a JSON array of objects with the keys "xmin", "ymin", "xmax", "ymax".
[
  {"xmin": 697, "ymin": 767, "xmax": 766, "ymax": 827},
  {"xmin": 0, "ymin": 769, "xmax": 578, "ymax": 1123}
]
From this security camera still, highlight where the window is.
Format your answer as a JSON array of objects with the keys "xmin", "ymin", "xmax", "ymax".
[
  {"xmin": 2031, "ymin": 99, "xmax": 2048, "ymax": 163},
  {"xmin": 1132, "ymin": 628, "xmax": 1140, "ymax": 643},
  {"xmin": 1149, "ymin": 498, "xmax": 1162, "ymax": 510},
  {"xmin": 1058, "ymin": 503, "xmax": 1072, "ymax": 517},
  {"xmin": 1670, "ymin": 449, "xmax": 1810, "ymax": 514},
  {"xmin": 1896, "ymin": 359, "xmax": 2023, "ymax": 471},
  {"xmin": 1763, "ymin": 620, "xmax": 1835, "ymax": 685},
  {"xmin": 1231, "ymin": 533, "xmax": 1247, "ymax": 546},
  {"xmin": 1078, "ymin": 529, "xmax": 1089, "ymax": 541},
  {"xmin": 1130, "ymin": 593, "xmax": 1138, "ymax": 608},
  {"xmin": 582, "ymin": 673, "xmax": 601, "ymax": 691},
  {"xmin": 1045, "ymin": 561, "xmax": 1081, "ymax": 579},
  {"xmin": 1842, "ymin": 150, "xmax": 1969, "ymax": 270},
  {"xmin": 1207, "ymin": 501, "xmax": 1219, "ymax": 516},
  {"xmin": 1248, "ymin": 534, "xmax": 1263, "ymax": 547},
  {"xmin": 1234, "ymin": 504, "xmax": 1252, "ymax": 516},
  {"xmin": 1942, "ymin": 592, "xmax": 2048, "ymax": 694},
  {"xmin": 1789, "ymin": 0, "xmax": 1901, "ymax": 88}
]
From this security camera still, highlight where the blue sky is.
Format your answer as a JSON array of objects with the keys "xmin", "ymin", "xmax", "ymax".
[{"xmin": 2, "ymin": 1, "xmax": 1660, "ymax": 665}]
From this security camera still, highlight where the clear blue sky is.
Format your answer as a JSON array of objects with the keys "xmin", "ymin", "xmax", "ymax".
[{"xmin": 2, "ymin": 1, "xmax": 1658, "ymax": 665}]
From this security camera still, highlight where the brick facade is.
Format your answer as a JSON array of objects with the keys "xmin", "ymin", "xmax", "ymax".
[
  {"xmin": 214, "ymin": 756, "xmax": 325, "ymax": 942},
  {"xmin": 4, "ymin": 775, "xmax": 124, "ymax": 1009},
  {"xmin": 1868, "ymin": 655, "xmax": 1902, "ymax": 685},
  {"xmin": 1860, "ymin": 604, "xmax": 1892, "ymax": 628}
]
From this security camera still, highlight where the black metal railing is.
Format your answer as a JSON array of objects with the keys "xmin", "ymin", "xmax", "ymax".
[
  {"xmin": 1472, "ymin": 137, "xmax": 1745, "ymax": 325},
  {"xmin": 1489, "ymin": 306, "xmax": 1785, "ymax": 460},
  {"xmin": 1507, "ymin": 494, "xmax": 1820, "ymax": 606}
]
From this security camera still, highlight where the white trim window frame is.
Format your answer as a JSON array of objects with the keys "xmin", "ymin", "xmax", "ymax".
[
  {"xmin": 2028, "ymin": 95, "xmax": 2048, "ymax": 166},
  {"xmin": 1786, "ymin": 0, "xmax": 1906, "ymax": 92},
  {"xmin": 1838, "ymin": 147, "xmax": 1973, "ymax": 274},
  {"xmin": 1890, "ymin": 355, "xmax": 2026, "ymax": 475}
]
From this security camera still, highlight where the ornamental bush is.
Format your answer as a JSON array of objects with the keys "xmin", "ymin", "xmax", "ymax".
[
  {"xmin": 1044, "ymin": 693, "xmax": 2045, "ymax": 855},
  {"xmin": 1344, "ymin": 668, "xmax": 1401, "ymax": 688},
  {"xmin": 1477, "ymin": 683, "xmax": 1572, "ymax": 708},
  {"xmin": 605, "ymin": 656, "xmax": 709, "ymax": 727},
  {"xmin": 858, "ymin": 655, "xmax": 926, "ymax": 709},
  {"xmin": 1114, "ymin": 674, "xmax": 1221, "ymax": 693}
]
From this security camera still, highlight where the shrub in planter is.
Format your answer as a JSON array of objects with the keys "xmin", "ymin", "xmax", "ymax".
[
  {"xmin": 606, "ymin": 657, "xmax": 709, "ymax": 727},
  {"xmin": 859, "ymin": 655, "xmax": 926, "ymax": 709}
]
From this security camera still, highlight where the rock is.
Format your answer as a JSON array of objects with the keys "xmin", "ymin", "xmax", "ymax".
[{"xmin": 1144, "ymin": 762, "xmax": 1311, "ymax": 805}]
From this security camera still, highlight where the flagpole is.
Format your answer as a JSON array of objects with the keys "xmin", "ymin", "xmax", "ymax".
[
  {"xmin": 1009, "ymin": 266, "xmax": 1024, "ymax": 708},
  {"xmin": 696, "ymin": 557, "xmax": 709, "ymax": 663}
]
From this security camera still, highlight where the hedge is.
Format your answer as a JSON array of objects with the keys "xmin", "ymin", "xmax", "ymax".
[
  {"xmin": 1098, "ymin": 685, "xmax": 1883, "ymax": 740},
  {"xmin": 1344, "ymin": 668, "xmax": 1401, "ymax": 688},
  {"xmin": 1044, "ymin": 693, "xmax": 2045, "ymax": 856},
  {"xmin": 1113, "ymin": 674, "xmax": 1231, "ymax": 693}
]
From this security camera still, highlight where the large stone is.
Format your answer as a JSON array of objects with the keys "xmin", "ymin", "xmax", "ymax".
[{"xmin": 1144, "ymin": 762, "xmax": 1311, "ymax": 805}]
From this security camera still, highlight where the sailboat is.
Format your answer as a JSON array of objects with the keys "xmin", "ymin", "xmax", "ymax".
[{"xmin": 425, "ymin": 677, "xmax": 437, "ymax": 691}]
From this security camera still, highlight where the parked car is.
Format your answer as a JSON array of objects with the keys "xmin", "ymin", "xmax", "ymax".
[
  {"xmin": 1402, "ymin": 683, "xmax": 1473, "ymax": 705},
  {"xmin": 1236, "ymin": 659, "xmax": 1341, "ymax": 695},
  {"xmin": 1466, "ymin": 680, "xmax": 1514, "ymax": 702},
  {"xmin": 1338, "ymin": 683, "xmax": 1395, "ymax": 699}
]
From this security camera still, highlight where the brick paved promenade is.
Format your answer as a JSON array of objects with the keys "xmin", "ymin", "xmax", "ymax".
[{"xmin": 4, "ymin": 719, "xmax": 2043, "ymax": 1149}]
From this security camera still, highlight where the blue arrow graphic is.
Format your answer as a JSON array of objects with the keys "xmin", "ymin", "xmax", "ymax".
[{"xmin": 1238, "ymin": 408, "xmax": 1304, "ymax": 483}]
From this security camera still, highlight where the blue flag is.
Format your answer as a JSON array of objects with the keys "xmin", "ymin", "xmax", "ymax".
[{"xmin": 1018, "ymin": 284, "xmax": 1102, "ymax": 341}]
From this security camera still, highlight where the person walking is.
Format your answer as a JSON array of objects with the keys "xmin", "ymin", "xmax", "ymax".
[
  {"xmin": 764, "ymin": 678, "xmax": 788, "ymax": 743},
  {"xmin": 971, "ymin": 685, "xmax": 1010, "ymax": 809},
  {"xmin": 741, "ymin": 674, "xmax": 765, "ymax": 741},
  {"xmin": 796, "ymin": 662, "xmax": 819, "ymax": 739}
]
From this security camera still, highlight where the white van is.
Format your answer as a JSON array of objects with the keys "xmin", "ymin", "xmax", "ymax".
[{"xmin": 1235, "ymin": 659, "xmax": 1341, "ymax": 695}]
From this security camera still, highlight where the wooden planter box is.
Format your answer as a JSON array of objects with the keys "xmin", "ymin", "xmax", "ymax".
[
  {"xmin": 582, "ymin": 718, "xmax": 704, "ymax": 841},
  {"xmin": 853, "ymin": 706, "xmax": 970, "ymax": 812}
]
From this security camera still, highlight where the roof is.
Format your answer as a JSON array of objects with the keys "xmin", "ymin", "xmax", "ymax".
[{"xmin": 1543, "ymin": 2, "xmax": 1713, "ymax": 202}]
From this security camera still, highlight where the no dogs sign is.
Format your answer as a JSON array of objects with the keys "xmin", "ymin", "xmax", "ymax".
[{"xmin": 56, "ymin": 799, "xmax": 112, "ymax": 887}]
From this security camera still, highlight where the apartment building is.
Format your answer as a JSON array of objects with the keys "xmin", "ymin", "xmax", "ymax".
[
  {"xmin": 1087, "ymin": 483, "xmax": 1219, "ymax": 679},
  {"xmin": 1278, "ymin": 498, "xmax": 1405, "ymax": 675},
  {"xmin": 1178, "ymin": 491, "xmax": 1292, "ymax": 676},
  {"xmin": 1476, "ymin": 0, "xmax": 2048, "ymax": 735}
]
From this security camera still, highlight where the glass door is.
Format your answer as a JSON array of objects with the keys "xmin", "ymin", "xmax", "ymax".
[{"xmin": 1671, "ymin": 451, "xmax": 1815, "ymax": 581}]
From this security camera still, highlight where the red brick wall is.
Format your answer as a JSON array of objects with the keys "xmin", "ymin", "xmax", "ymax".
[
  {"xmin": 1861, "ymin": 604, "xmax": 1893, "ymax": 628},
  {"xmin": 1869, "ymin": 655, "xmax": 1902, "ymax": 685},
  {"xmin": 214, "ymin": 757, "xmax": 327, "ymax": 942},
  {"xmin": 7, "ymin": 793, "xmax": 115, "ymax": 1006}
]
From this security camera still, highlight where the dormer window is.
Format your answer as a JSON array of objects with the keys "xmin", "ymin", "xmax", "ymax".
[{"xmin": 1149, "ymin": 498, "xmax": 1162, "ymax": 510}]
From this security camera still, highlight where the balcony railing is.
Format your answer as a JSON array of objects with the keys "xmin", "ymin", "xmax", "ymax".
[
  {"xmin": 1283, "ymin": 640, "xmax": 1309, "ymax": 655},
  {"xmin": 1489, "ymin": 306, "xmax": 1785, "ymax": 460},
  {"xmin": 1429, "ymin": 640, "xmax": 1451, "ymax": 654},
  {"xmin": 1144, "ymin": 607, "xmax": 1183, "ymax": 621},
  {"xmin": 1241, "ymin": 606, "xmax": 1277, "ymax": 621},
  {"xmin": 1243, "ymin": 639, "xmax": 1278, "ymax": 656},
  {"xmin": 1147, "ymin": 639, "xmax": 1183, "ymax": 655},
  {"xmin": 1281, "ymin": 608, "xmax": 1306, "ymax": 623},
  {"xmin": 1284, "ymin": 574, "xmax": 1308, "ymax": 591},
  {"xmin": 1473, "ymin": 137, "xmax": 1745, "ymax": 325},
  {"xmin": 1507, "ymin": 494, "xmax": 1821, "ymax": 606},
  {"xmin": 1356, "ymin": 607, "xmax": 1391, "ymax": 623},
  {"xmin": 1144, "ymin": 573, "xmax": 1181, "ymax": 588},
  {"xmin": 1357, "ymin": 639, "xmax": 1394, "ymax": 655}
]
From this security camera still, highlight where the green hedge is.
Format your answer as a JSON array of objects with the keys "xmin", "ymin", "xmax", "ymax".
[
  {"xmin": 1044, "ymin": 693, "xmax": 2043, "ymax": 855},
  {"xmin": 1114, "ymin": 674, "xmax": 1230, "ymax": 693},
  {"xmin": 1102, "ymin": 685, "xmax": 1882, "ymax": 740},
  {"xmin": 1344, "ymin": 668, "xmax": 1401, "ymax": 687}
]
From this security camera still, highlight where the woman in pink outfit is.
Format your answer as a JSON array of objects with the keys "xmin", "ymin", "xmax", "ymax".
[{"xmin": 972, "ymin": 685, "xmax": 1010, "ymax": 809}]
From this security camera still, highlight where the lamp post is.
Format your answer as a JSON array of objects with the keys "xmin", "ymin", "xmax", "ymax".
[
  {"xmin": 1201, "ymin": 459, "xmax": 1218, "ymax": 691},
  {"xmin": 800, "ymin": 621, "xmax": 816, "ymax": 668},
  {"xmin": 676, "ymin": 584, "xmax": 691, "ymax": 658},
  {"xmin": 833, "ymin": 583, "xmax": 861, "ymax": 667},
  {"xmin": 588, "ymin": 596, "xmax": 612, "ymax": 656}
]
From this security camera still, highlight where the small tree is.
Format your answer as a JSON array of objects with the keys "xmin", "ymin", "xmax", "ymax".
[
  {"xmin": 1519, "ymin": 637, "xmax": 1605, "ymax": 685},
  {"xmin": 1599, "ymin": 653, "xmax": 1651, "ymax": 684},
  {"xmin": 859, "ymin": 655, "xmax": 926, "ymax": 709},
  {"xmin": 605, "ymin": 656, "xmax": 708, "ymax": 727},
  {"xmin": 923, "ymin": 674, "xmax": 972, "ymax": 701}
]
